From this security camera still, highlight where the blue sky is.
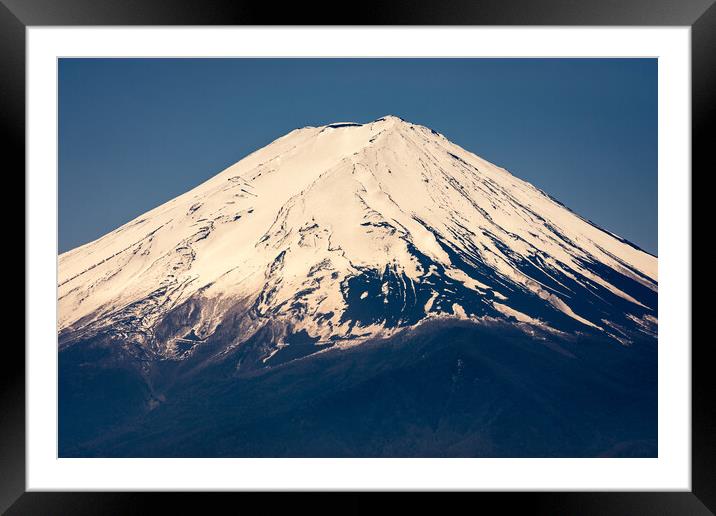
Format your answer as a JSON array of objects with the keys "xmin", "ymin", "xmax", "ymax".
[{"xmin": 59, "ymin": 58, "xmax": 657, "ymax": 254}]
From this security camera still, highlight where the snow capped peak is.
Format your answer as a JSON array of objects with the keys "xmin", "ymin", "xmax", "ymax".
[
  {"xmin": 58, "ymin": 117, "xmax": 657, "ymax": 361},
  {"xmin": 374, "ymin": 114, "xmax": 404, "ymax": 122}
]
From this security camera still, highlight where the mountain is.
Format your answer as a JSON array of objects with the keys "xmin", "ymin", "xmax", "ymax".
[{"xmin": 58, "ymin": 115, "xmax": 658, "ymax": 457}]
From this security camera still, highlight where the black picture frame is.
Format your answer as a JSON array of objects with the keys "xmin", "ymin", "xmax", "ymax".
[{"xmin": 5, "ymin": 1, "xmax": 711, "ymax": 513}]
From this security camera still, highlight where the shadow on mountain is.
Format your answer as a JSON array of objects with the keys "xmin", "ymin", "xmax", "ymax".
[{"xmin": 59, "ymin": 320, "xmax": 656, "ymax": 458}]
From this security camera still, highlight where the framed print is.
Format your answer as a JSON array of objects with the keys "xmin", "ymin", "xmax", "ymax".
[{"xmin": 6, "ymin": 0, "xmax": 712, "ymax": 513}]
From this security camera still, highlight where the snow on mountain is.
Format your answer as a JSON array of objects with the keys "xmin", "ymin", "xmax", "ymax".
[{"xmin": 58, "ymin": 115, "xmax": 657, "ymax": 362}]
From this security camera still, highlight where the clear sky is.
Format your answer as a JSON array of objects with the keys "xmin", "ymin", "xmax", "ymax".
[{"xmin": 59, "ymin": 58, "xmax": 657, "ymax": 254}]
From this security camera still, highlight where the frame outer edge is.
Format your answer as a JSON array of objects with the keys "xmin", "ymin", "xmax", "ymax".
[
  {"xmin": 692, "ymin": 2, "xmax": 716, "ymax": 514},
  {"xmin": 9, "ymin": 0, "xmax": 710, "ymax": 512},
  {"xmin": 0, "ymin": 0, "xmax": 27, "ymax": 514},
  {"xmin": 0, "ymin": 0, "xmax": 715, "ymax": 25}
]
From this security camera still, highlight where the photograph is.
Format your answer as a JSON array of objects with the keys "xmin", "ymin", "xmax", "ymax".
[{"xmin": 56, "ymin": 58, "xmax": 659, "ymax": 458}]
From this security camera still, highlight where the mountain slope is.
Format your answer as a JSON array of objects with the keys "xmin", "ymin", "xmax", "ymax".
[
  {"xmin": 60, "ymin": 321, "xmax": 657, "ymax": 458},
  {"xmin": 58, "ymin": 115, "xmax": 658, "ymax": 458},
  {"xmin": 59, "ymin": 115, "xmax": 657, "ymax": 366}
]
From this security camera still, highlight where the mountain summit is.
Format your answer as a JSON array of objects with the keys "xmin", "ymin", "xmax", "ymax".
[{"xmin": 59, "ymin": 115, "xmax": 657, "ymax": 364}]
